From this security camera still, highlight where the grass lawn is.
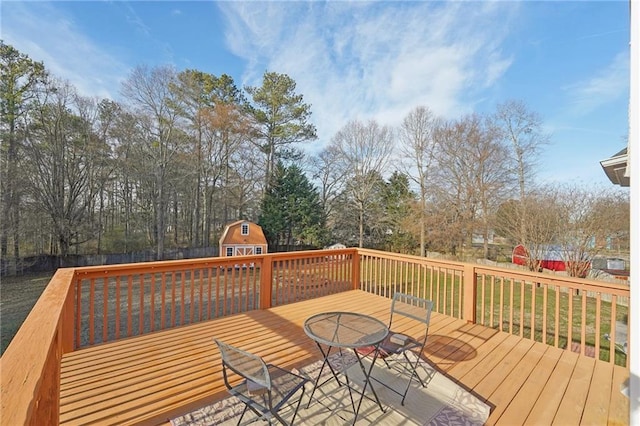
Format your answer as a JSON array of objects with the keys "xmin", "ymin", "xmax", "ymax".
[{"xmin": 1, "ymin": 272, "xmax": 54, "ymax": 355}]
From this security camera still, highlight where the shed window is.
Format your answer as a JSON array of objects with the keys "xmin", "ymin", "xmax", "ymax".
[
  {"xmin": 255, "ymin": 247, "xmax": 263, "ymax": 254},
  {"xmin": 226, "ymin": 247, "xmax": 233, "ymax": 256},
  {"xmin": 241, "ymin": 223, "xmax": 249, "ymax": 235}
]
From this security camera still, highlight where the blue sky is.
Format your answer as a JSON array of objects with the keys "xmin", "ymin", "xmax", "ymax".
[{"xmin": 1, "ymin": 1, "xmax": 630, "ymax": 187}]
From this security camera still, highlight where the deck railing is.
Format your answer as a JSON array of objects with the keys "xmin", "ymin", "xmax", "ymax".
[
  {"xmin": 0, "ymin": 248, "xmax": 630, "ymax": 425},
  {"xmin": 70, "ymin": 250, "xmax": 357, "ymax": 347},
  {"xmin": 357, "ymin": 249, "xmax": 630, "ymax": 366}
]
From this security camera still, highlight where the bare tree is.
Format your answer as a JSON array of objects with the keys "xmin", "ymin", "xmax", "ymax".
[
  {"xmin": 555, "ymin": 185, "xmax": 629, "ymax": 278},
  {"xmin": 398, "ymin": 106, "xmax": 440, "ymax": 257},
  {"xmin": 121, "ymin": 65, "xmax": 182, "ymax": 260},
  {"xmin": 169, "ymin": 71, "xmax": 249, "ymax": 245},
  {"xmin": 498, "ymin": 186, "xmax": 629, "ymax": 277},
  {"xmin": 514, "ymin": 191, "xmax": 564, "ymax": 272},
  {"xmin": 225, "ymin": 142, "xmax": 263, "ymax": 221},
  {"xmin": 432, "ymin": 114, "xmax": 511, "ymax": 258},
  {"xmin": 492, "ymin": 100, "xmax": 549, "ymax": 246},
  {"xmin": 201, "ymin": 99, "xmax": 253, "ymax": 237},
  {"xmin": 309, "ymin": 145, "xmax": 348, "ymax": 241},
  {"xmin": 23, "ymin": 79, "xmax": 110, "ymax": 258},
  {"xmin": 73, "ymin": 95, "xmax": 116, "ymax": 254},
  {"xmin": 329, "ymin": 119, "xmax": 394, "ymax": 247},
  {"xmin": 107, "ymin": 108, "xmax": 149, "ymax": 252}
]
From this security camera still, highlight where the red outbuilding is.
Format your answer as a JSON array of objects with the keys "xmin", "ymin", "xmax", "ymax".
[{"xmin": 512, "ymin": 244, "xmax": 590, "ymax": 274}]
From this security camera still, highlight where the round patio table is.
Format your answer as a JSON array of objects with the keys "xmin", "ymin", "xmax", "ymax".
[{"xmin": 304, "ymin": 312, "xmax": 389, "ymax": 424}]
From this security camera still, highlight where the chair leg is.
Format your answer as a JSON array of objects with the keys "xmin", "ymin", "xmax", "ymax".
[
  {"xmin": 290, "ymin": 387, "xmax": 306, "ymax": 425},
  {"xmin": 399, "ymin": 352, "xmax": 433, "ymax": 405},
  {"xmin": 238, "ymin": 401, "xmax": 268, "ymax": 426},
  {"xmin": 236, "ymin": 404, "xmax": 249, "ymax": 426},
  {"xmin": 382, "ymin": 357, "xmax": 392, "ymax": 369},
  {"xmin": 403, "ymin": 352, "xmax": 426, "ymax": 387}
]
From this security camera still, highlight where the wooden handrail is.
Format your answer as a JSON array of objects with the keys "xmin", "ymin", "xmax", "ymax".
[{"xmin": 0, "ymin": 248, "xmax": 629, "ymax": 425}]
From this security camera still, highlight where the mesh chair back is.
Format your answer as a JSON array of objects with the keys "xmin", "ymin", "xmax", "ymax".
[
  {"xmin": 390, "ymin": 293, "xmax": 433, "ymax": 327},
  {"xmin": 214, "ymin": 339, "xmax": 271, "ymax": 389}
]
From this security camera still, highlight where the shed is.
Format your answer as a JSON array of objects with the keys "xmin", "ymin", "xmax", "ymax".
[
  {"xmin": 219, "ymin": 220, "xmax": 268, "ymax": 258},
  {"xmin": 512, "ymin": 244, "xmax": 590, "ymax": 274}
]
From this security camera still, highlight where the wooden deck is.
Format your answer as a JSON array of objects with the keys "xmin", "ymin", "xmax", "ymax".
[{"xmin": 60, "ymin": 290, "xmax": 630, "ymax": 425}]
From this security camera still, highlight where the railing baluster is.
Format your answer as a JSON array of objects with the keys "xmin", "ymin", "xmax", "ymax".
[
  {"xmin": 169, "ymin": 272, "xmax": 176, "ymax": 327},
  {"xmin": 499, "ymin": 276, "xmax": 504, "ymax": 332},
  {"xmin": 139, "ymin": 274, "xmax": 144, "ymax": 335},
  {"xmin": 115, "ymin": 276, "xmax": 121, "ymax": 339},
  {"xmin": 89, "ymin": 278, "xmax": 95, "ymax": 345},
  {"xmin": 231, "ymin": 268, "xmax": 236, "ymax": 315},
  {"xmin": 430, "ymin": 266, "xmax": 436, "ymax": 303},
  {"xmin": 567, "ymin": 286, "xmax": 574, "ymax": 351},
  {"xmin": 76, "ymin": 277, "xmax": 82, "ymax": 348},
  {"xmin": 189, "ymin": 269, "xmax": 195, "ymax": 323},
  {"xmin": 180, "ymin": 271, "xmax": 186, "ymax": 325},
  {"xmin": 580, "ymin": 289, "xmax": 587, "ymax": 355},
  {"xmin": 595, "ymin": 293, "xmax": 601, "ymax": 359},
  {"xmin": 530, "ymin": 280, "xmax": 536, "ymax": 340},
  {"xmin": 509, "ymin": 278, "xmax": 514, "ymax": 335},
  {"xmin": 198, "ymin": 268, "xmax": 204, "ymax": 321},
  {"xmin": 489, "ymin": 275, "xmax": 495, "ymax": 328},
  {"xmin": 519, "ymin": 280, "xmax": 525, "ymax": 337},
  {"xmin": 480, "ymin": 275, "xmax": 486, "ymax": 325},
  {"xmin": 554, "ymin": 284, "xmax": 560, "ymax": 348},
  {"xmin": 150, "ymin": 274, "xmax": 156, "ymax": 332},
  {"xmin": 160, "ymin": 273, "xmax": 166, "ymax": 329},
  {"xmin": 207, "ymin": 267, "xmax": 213, "ymax": 319},
  {"xmin": 244, "ymin": 264, "xmax": 250, "ymax": 311},
  {"xmin": 610, "ymin": 295, "xmax": 617, "ymax": 364},
  {"xmin": 542, "ymin": 284, "xmax": 548, "ymax": 344},
  {"xmin": 457, "ymin": 270, "xmax": 463, "ymax": 319},
  {"xmin": 222, "ymin": 267, "xmax": 228, "ymax": 316},
  {"xmin": 127, "ymin": 275, "xmax": 133, "ymax": 337},
  {"xmin": 103, "ymin": 279, "xmax": 108, "ymax": 342}
]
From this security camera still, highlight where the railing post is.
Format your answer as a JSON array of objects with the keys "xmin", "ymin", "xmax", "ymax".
[
  {"xmin": 61, "ymin": 272, "xmax": 76, "ymax": 353},
  {"xmin": 260, "ymin": 256, "xmax": 273, "ymax": 309},
  {"xmin": 463, "ymin": 263, "xmax": 477, "ymax": 323},
  {"xmin": 352, "ymin": 250, "xmax": 361, "ymax": 290}
]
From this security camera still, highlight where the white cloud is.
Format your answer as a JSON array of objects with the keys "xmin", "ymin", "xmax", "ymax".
[
  {"xmin": 218, "ymin": 1, "xmax": 517, "ymax": 152},
  {"xmin": 2, "ymin": 2, "xmax": 129, "ymax": 100},
  {"xmin": 565, "ymin": 51, "xmax": 630, "ymax": 115}
]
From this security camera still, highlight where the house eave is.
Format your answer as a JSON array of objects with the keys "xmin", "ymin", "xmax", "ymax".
[{"xmin": 600, "ymin": 151, "xmax": 630, "ymax": 187}]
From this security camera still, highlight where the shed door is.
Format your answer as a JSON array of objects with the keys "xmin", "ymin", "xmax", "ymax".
[{"xmin": 234, "ymin": 246, "xmax": 254, "ymax": 256}]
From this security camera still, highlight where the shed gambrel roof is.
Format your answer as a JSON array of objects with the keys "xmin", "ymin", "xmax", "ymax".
[{"xmin": 218, "ymin": 220, "xmax": 267, "ymax": 246}]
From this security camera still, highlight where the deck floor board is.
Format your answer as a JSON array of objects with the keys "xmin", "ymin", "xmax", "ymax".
[{"xmin": 60, "ymin": 290, "xmax": 629, "ymax": 425}]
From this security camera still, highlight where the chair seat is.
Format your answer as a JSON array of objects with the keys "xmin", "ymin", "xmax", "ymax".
[
  {"xmin": 264, "ymin": 365, "xmax": 308, "ymax": 404},
  {"xmin": 355, "ymin": 332, "xmax": 419, "ymax": 358},
  {"xmin": 214, "ymin": 339, "xmax": 309, "ymax": 425},
  {"xmin": 231, "ymin": 365, "xmax": 307, "ymax": 405}
]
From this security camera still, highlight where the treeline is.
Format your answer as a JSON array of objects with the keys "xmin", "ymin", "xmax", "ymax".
[{"xmin": 1, "ymin": 42, "xmax": 629, "ymax": 276}]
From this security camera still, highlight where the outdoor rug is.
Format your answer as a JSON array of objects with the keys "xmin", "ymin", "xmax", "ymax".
[{"xmin": 171, "ymin": 352, "xmax": 490, "ymax": 425}]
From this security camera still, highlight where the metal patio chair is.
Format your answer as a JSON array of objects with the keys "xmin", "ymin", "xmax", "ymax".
[
  {"xmin": 357, "ymin": 292, "xmax": 434, "ymax": 405},
  {"xmin": 213, "ymin": 339, "xmax": 309, "ymax": 425}
]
